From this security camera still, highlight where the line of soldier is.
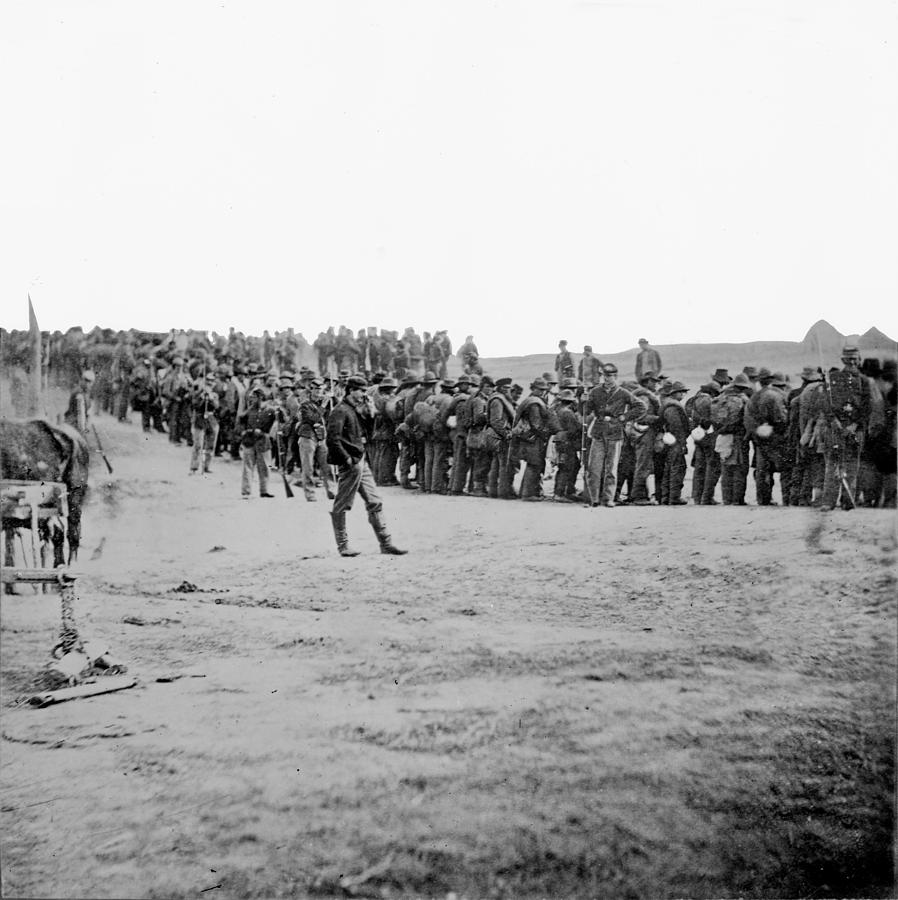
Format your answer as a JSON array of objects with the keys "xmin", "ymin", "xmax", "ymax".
[{"xmin": 87, "ymin": 341, "xmax": 897, "ymax": 511}]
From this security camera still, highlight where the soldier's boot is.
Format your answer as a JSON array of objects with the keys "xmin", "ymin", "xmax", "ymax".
[
  {"xmin": 367, "ymin": 509, "xmax": 407, "ymax": 555},
  {"xmin": 330, "ymin": 511, "xmax": 360, "ymax": 557}
]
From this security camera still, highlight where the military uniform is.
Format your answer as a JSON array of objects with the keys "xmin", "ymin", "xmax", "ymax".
[
  {"xmin": 485, "ymin": 380, "xmax": 516, "ymax": 499},
  {"xmin": 686, "ymin": 382, "xmax": 720, "ymax": 504},
  {"xmin": 237, "ymin": 388, "xmax": 276, "ymax": 498},
  {"xmin": 510, "ymin": 379, "xmax": 556, "ymax": 500},
  {"xmin": 552, "ymin": 391, "xmax": 582, "ymax": 501},
  {"xmin": 189, "ymin": 377, "xmax": 221, "ymax": 474},
  {"xmin": 659, "ymin": 383, "xmax": 690, "ymax": 504},
  {"xmin": 326, "ymin": 375, "xmax": 406, "ymax": 557},
  {"xmin": 751, "ymin": 374, "xmax": 790, "ymax": 505},
  {"xmin": 584, "ymin": 367, "xmax": 647, "ymax": 506}
]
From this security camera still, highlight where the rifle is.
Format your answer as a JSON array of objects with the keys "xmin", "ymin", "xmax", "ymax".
[
  {"xmin": 579, "ymin": 390, "xmax": 593, "ymax": 505},
  {"xmin": 92, "ymin": 424, "xmax": 114, "ymax": 475},
  {"xmin": 275, "ymin": 412, "xmax": 294, "ymax": 499}
]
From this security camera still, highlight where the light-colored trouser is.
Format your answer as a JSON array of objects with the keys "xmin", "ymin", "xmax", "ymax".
[
  {"xmin": 299, "ymin": 436, "xmax": 332, "ymax": 496},
  {"xmin": 332, "ymin": 458, "xmax": 383, "ymax": 516},
  {"xmin": 241, "ymin": 444, "xmax": 270, "ymax": 496},
  {"xmin": 586, "ymin": 438, "xmax": 622, "ymax": 504},
  {"xmin": 190, "ymin": 421, "xmax": 220, "ymax": 472}
]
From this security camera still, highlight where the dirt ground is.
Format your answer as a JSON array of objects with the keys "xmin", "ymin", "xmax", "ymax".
[{"xmin": 1, "ymin": 416, "xmax": 895, "ymax": 899}]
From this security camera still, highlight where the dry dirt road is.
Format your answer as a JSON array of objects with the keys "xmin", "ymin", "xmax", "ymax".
[{"xmin": 1, "ymin": 418, "xmax": 895, "ymax": 899}]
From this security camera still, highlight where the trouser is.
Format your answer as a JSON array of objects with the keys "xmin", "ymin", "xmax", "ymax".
[
  {"xmin": 661, "ymin": 444, "xmax": 687, "ymax": 503},
  {"xmin": 631, "ymin": 434, "xmax": 655, "ymax": 501},
  {"xmin": 586, "ymin": 438, "xmax": 622, "ymax": 504},
  {"xmin": 700, "ymin": 436, "xmax": 721, "ymax": 503},
  {"xmin": 299, "ymin": 436, "xmax": 332, "ymax": 498},
  {"xmin": 721, "ymin": 461, "xmax": 748, "ymax": 505},
  {"xmin": 471, "ymin": 448, "xmax": 491, "ymax": 495},
  {"xmin": 117, "ymin": 384, "xmax": 131, "ymax": 421},
  {"xmin": 790, "ymin": 448, "xmax": 820, "ymax": 505},
  {"xmin": 399, "ymin": 437, "xmax": 415, "ymax": 485},
  {"xmin": 487, "ymin": 441, "xmax": 513, "ymax": 498},
  {"xmin": 431, "ymin": 439, "xmax": 452, "ymax": 494},
  {"xmin": 190, "ymin": 420, "xmax": 220, "ymax": 472},
  {"xmin": 331, "ymin": 458, "xmax": 383, "ymax": 514},
  {"xmin": 692, "ymin": 440, "xmax": 710, "ymax": 502},
  {"xmin": 754, "ymin": 442, "xmax": 776, "ymax": 504},
  {"xmin": 822, "ymin": 436, "xmax": 863, "ymax": 510},
  {"xmin": 241, "ymin": 444, "xmax": 270, "ymax": 496},
  {"xmin": 554, "ymin": 447, "xmax": 579, "ymax": 497},
  {"xmin": 519, "ymin": 441, "xmax": 546, "ymax": 499},
  {"xmin": 653, "ymin": 451, "xmax": 665, "ymax": 502},
  {"xmin": 421, "ymin": 437, "xmax": 436, "ymax": 492},
  {"xmin": 450, "ymin": 435, "xmax": 470, "ymax": 493},
  {"xmin": 615, "ymin": 437, "xmax": 636, "ymax": 501}
]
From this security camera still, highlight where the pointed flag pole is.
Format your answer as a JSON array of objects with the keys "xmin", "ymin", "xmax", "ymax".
[{"xmin": 27, "ymin": 294, "xmax": 43, "ymax": 417}]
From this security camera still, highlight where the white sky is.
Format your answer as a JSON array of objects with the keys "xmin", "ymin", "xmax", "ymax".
[{"xmin": 2, "ymin": 1, "xmax": 896, "ymax": 356}]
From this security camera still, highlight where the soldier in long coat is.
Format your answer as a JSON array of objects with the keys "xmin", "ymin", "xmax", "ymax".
[
  {"xmin": 485, "ymin": 377, "xmax": 516, "ymax": 499},
  {"xmin": 583, "ymin": 364, "xmax": 646, "ymax": 507}
]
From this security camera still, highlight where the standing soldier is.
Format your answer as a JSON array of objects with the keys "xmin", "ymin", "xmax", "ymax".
[
  {"xmin": 64, "ymin": 370, "xmax": 95, "ymax": 435},
  {"xmin": 326, "ymin": 374, "xmax": 407, "ymax": 557},
  {"xmin": 163, "ymin": 356, "xmax": 192, "ymax": 446},
  {"xmin": 751, "ymin": 372, "xmax": 790, "ymax": 504},
  {"xmin": 458, "ymin": 335, "xmax": 480, "ymax": 375},
  {"xmin": 578, "ymin": 345, "xmax": 604, "ymax": 390},
  {"xmin": 510, "ymin": 377, "xmax": 557, "ymax": 501},
  {"xmin": 485, "ymin": 377, "xmax": 516, "ymax": 499},
  {"xmin": 446, "ymin": 374, "xmax": 475, "ymax": 495},
  {"xmin": 296, "ymin": 379, "xmax": 333, "ymax": 501},
  {"xmin": 818, "ymin": 346, "xmax": 884, "ymax": 510},
  {"xmin": 711, "ymin": 373, "xmax": 754, "ymax": 504},
  {"xmin": 630, "ymin": 371, "xmax": 663, "ymax": 505},
  {"xmin": 371, "ymin": 376, "xmax": 399, "ymax": 485},
  {"xmin": 466, "ymin": 375, "xmax": 494, "ymax": 497},
  {"xmin": 189, "ymin": 373, "xmax": 221, "ymax": 475},
  {"xmin": 555, "ymin": 341, "xmax": 573, "ymax": 381},
  {"xmin": 394, "ymin": 374, "xmax": 420, "ymax": 489},
  {"xmin": 552, "ymin": 389, "xmax": 582, "ymax": 502},
  {"xmin": 658, "ymin": 381, "xmax": 690, "ymax": 504},
  {"xmin": 237, "ymin": 386, "xmax": 276, "ymax": 499},
  {"xmin": 687, "ymin": 381, "xmax": 722, "ymax": 504},
  {"xmin": 583, "ymin": 364, "xmax": 647, "ymax": 507},
  {"xmin": 634, "ymin": 338, "xmax": 662, "ymax": 382},
  {"xmin": 430, "ymin": 378, "xmax": 456, "ymax": 495},
  {"xmin": 787, "ymin": 366, "xmax": 823, "ymax": 505}
]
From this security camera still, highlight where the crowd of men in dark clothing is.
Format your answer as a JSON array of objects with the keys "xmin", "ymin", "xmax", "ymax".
[
  {"xmin": 51, "ymin": 328, "xmax": 895, "ymax": 517},
  {"xmin": 7, "ymin": 322, "xmax": 894, "ymax": 517}
]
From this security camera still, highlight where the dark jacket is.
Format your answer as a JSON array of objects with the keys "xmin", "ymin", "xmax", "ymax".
[
  {"xmin": 326, "ymin": 399, "xmax": 366, "ymax": 466},
  {"xmin": 585, "ymin": 384, "xmax": 646, "ymax": 441}
]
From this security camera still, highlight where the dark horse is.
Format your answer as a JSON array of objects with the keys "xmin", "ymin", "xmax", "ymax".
[{"xmin": 1, "ymin": 418, "xmax": 91, "ymax": 567}]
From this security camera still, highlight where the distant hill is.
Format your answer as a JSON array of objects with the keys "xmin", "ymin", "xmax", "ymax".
[{"xmin": 480, "ymin": 323, "xmax": 896, "ymax": 393}]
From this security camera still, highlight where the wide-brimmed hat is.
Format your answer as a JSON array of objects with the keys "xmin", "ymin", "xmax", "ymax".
[
  {"xmin": 731, "ymin": 373, "xmax": 753, "ymax": 391},
  {"xmin": 556, "ymin": 389, "xmax": 576, "ymax": 402},
  {"xmin": 530, "ymin": 377, "xmax": 549, "ymax": 390},
  {"xmin": 742, "ymin": 366, "xmax": 759, "ymax": 379},
  {"xmin": 378, "ymin": 376, "xmax": 398, "ymax": 389},
  {"xmin": 841, "ymin": 345, "xmax": 861, "ymax": 359},
  {"xmin": 666, "ymin": 381, "xmax": 688, "ymax": 395},
  {"xmin": 700, "ymin": 381, "xmax": 721, "ymax": 395},
  {"xmin": 771, "ymin": 372, "xmax": 788, "ymax": 387},
  {"xmin": 400, "ymin": 374, "xmax": 420, "ymax": 387},
  {"xmin": 422, "ymin": 371, "xmax": 439, "ymax": 384},
  {"xmin": 799, "ymin": 365, "xmax": 823, "ymax": 382},
  {"xmin": 639, "ymin": 370, "xmax": 661, "ymax": 384},
  {"xmin": 467, "ymin": 373, "xmax": 482, "ymax": 388},
  {"xmin": 441, "ymin": 378, "xmax": 457, "ymax": 390},
  {"xmin": 480, "ymin": 375, "xmax": 496, "ymax": 387},
  {"xmin": 346, "ymin": 375, "xmax": 368, "ymax": 389},
  {"xmin": 495, "ymin": 377, "xmax": 513, "ymax": 389},
  {"xmin": 711, "ymin": 368, "xmax": 732, "ymax": 384},
  {"xmin": 250, "ymin": 385, "xmax": 267, "ymax": 396},
  {"xmin": 455, "ymin": 374, "xmax": 472, "ymax": 386},
  {"xmin": 560, "ymin": 377, "xmax": 580, "ymax": 389},
  {"xmin": 757, "ymin": 367, "xmax": 774, "ymax": 382}
]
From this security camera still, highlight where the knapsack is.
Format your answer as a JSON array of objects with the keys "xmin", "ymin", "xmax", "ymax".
[
  {"xmin": 710, "ymin": 392, "xmax": 743, "ymax": 430},
  {"xmin": 413, "ymin": 399, "xmax": 438, "ymax": 434}
]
